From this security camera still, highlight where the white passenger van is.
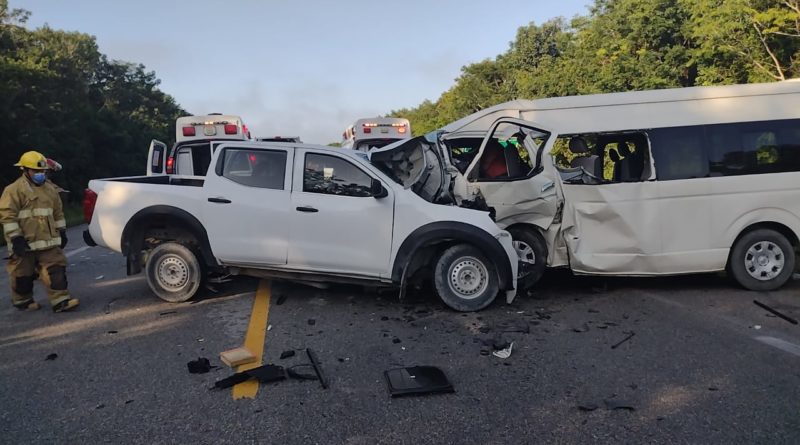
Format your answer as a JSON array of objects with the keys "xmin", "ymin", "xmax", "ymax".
[
  {"xmin": 342, "ymin": 117, "xmax": 411, "ymax": 152},
  {"xmin": 371, "ymin": 80, "xmax": 800, "ymax": 291},
  {"xmin": 147, "ymin": 114, "xmax": 251, "ymax": 177}
]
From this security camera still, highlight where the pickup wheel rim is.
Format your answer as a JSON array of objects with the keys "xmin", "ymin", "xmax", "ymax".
[
  {"xmin": 744, "ymin": 241, "xmax": 784, "ymax": 281},
  {"xmin": 448, "ymin": 256, "xmax": 489, "ymax": 300},
  {"xmin": 156, "ymin": 254, "xmax": 190, "ymax": 291}
]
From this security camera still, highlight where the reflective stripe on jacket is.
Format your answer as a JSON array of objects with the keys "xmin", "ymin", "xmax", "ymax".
[{"xmin": 0, "ymin": 175, "xmax": 65, "ymax": 251}]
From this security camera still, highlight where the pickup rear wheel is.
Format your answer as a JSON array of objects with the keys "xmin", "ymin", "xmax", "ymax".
[
  {"xmin": 145, "ymin": 242, "xmax": 202, "ymax": 303},
  {"xmin": 434, "ymin": 244, "xmax": 499, "ymax": 312}
]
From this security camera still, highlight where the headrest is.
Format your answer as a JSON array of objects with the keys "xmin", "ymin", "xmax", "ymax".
[{"xmin": 568, "ymin": 137, "xmax": 589, "ymax": 154}]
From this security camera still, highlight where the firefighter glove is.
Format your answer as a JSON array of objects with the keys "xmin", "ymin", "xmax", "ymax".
[
  {"xmin": 59, "ymin": 229, "xmax": 67, "ymax": 249},
  {"xmin": 11, "ymin": 236, "xmax": 29, "ymax": 257}
]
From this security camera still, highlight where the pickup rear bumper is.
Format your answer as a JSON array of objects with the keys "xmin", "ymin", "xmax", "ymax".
[{"xmin": 82, "ymin": 229, "xmax": 97, "ymax": 247}]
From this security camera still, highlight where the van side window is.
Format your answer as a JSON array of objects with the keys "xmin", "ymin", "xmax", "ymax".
[
  {"xmin": 649, "ymin": 126, "xmax": 709, "ymax": 180},
  {"xmin": 707, "ymin": 119, "xmax": 800, "ymax": 176},
  {"xmin": 553, "ymin": 131, "xmax": 650, "ymax": 182},
  {"xmin": 303, "ymin": 153, "xmax": 373, "ymax": 197},
  {"xmin": 220, "ymin": 148, "xmax": 287, "ymax": 190}
]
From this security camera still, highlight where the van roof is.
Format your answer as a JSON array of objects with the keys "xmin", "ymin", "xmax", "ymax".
[{"xmin": 442, "ymin": 80, "xmax": 800, "ymax": 136}]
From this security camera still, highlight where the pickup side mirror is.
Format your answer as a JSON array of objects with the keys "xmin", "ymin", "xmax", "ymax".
[{"xmin": 371, "ymin": 178, "xmax": 388, "ymax": 198}]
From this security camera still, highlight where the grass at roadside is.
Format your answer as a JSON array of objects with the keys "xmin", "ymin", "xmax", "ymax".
[{"xmin": 0, "ymin": 203, "xmax": 83, "ymax": 247}]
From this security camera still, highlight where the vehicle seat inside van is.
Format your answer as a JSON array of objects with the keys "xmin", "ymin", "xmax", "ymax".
[{"xmin": 569, "ymin": 136, "xmax": 602, "ymax": 178}]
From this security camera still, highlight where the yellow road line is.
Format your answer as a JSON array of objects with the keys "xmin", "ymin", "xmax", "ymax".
[{"xmin": 232, "ymin": 279, "xmax": 271, "ymax": 400}]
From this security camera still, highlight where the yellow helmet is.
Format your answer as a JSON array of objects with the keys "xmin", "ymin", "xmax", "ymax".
[{"xmin": 14, "ymin": 151, "xmax": 49, "ymax": 170}]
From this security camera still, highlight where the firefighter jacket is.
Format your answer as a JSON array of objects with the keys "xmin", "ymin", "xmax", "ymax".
[{"xmin": 0, "ymin": 175, "xmax": 66, "ymax": 251}]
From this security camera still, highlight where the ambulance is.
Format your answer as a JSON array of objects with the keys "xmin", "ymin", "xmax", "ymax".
[{"xmin": 147, "ymin": 114, "xmax": 252, "ymax": 176}]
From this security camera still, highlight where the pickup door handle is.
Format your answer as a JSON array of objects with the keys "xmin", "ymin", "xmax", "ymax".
[
  {"xmin": 296, "ymin": 206, "xmax": 318, "ymax": 213},
  {"xmin": 207, "ymin": 197, "xmax": 232, "ymax": 204}
]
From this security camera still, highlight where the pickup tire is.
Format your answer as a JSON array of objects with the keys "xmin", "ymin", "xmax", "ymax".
[
  {"xmin": 145, "ymin": 242, "xmax": 202, "ymax": 303},
  {"xmin": 434, "ymin": 244, "xmax": 499, "ymax": 312}
]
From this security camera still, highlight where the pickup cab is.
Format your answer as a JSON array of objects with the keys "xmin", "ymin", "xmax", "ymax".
[{"xmin": 84, "ymin": 142, "xmax": 518, "ymax": 311}]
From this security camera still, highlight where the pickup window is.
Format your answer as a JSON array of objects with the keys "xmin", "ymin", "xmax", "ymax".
[
  {"xmin": 303, "ymin": 153, "xmax": 373, "ymax": 197},
  {"xmin": 220, "ymin": 148, "xmax": 287, "ymax": 190}
]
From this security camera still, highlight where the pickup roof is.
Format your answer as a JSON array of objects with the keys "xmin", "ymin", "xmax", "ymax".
[{"xmin": 84, "ymin": 142, "xmax": 518, "ymax": 311}]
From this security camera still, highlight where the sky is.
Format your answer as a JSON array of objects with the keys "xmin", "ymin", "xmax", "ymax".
[{"xmin": 13, "ymin": 0, "xmax": 591, "ymax": 144}]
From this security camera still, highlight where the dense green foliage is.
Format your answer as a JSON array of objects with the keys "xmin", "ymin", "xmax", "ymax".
[
  {"xmin": 391, "ymin": 0, "xmax": 799, "ymax": 134},
  {"xmin": 0, "ymin": 1, "xmax": 185, "ymax": 201}
]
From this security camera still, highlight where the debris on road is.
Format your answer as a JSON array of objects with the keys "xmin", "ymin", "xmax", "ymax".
[
  {"xmin": 384, "ymin": 366, "xmax": 454, "ymax": 397},
  {"xmin": 280, "ymin": 350, "xmax": 295, "ymax": 360},
  {"xmin": 220, "ymin": 347, "xmax": 257, "ymax": 367},
  {"xmin": 750, "ymin": 325, "xmax": 762, "ymax": 330},
  {"xmin": 753, "ymin": 300, "xmax": 798, "ymax": 325},
  {"xmin": 306, "ymin": 348, "xmax": 328, "ymax": 389},
  {"xmin": 159, "ymin": 310, "xmax": 177, "ymax": 316},
  {"xmin": 214, "ymin": 364, "xmax": 286, "ymax": 389},
  {"xmin": 577, "ymin": 403, "xmax": 599, "ymax": 412},
  {"xmin": 187, "ymin": 357, "xmax": 213, "ymax": 374},
  {"xmin": 493, "ymin": 342, "xmax": 514, "ymax": 359},
  {"xmin": 45, "ymin": 353, "xmax": 58, "ymax": 361},
  {"xmin": 107, "ymin": 330, "xmax": 118, "ymax": 334},
  {"xmin": 275, "ymin": 294, "xmax": 287, "ymax": 306},
  {"xmin": 308, "ymin": 318, "xmax": 316, "ymax": 326},
  {"xmin": 611, "ymin": 331, "xmax": 636, "ymax": 349},
  {"xmin": 572, "ymin": 324, "xmax": 590, "ymax": 333},
  {"xmin": 603, "ymin": 398, "xmax": 636, "ymax": 411},
  {"xmin": 392, "ymin": 338, "xmax": 402, "ymax": 344},
  {"xmin": 95, "ymin": 275, "xmax": 104, "ymax": 280}
]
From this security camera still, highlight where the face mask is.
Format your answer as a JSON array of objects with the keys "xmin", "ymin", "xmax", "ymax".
[{"xmin": 31, "ymin": 172, "xmax": 47, "ymax": 185}]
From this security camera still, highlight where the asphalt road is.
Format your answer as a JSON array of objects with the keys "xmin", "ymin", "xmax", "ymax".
[{"xmin": 1, "ymin": 225, "xmax": 799, "ymax": 444}]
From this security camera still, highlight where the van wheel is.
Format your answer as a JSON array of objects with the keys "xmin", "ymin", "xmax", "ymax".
[
  {"xmin": 729, "ymin": 229, "xmax": 795, "ymax": 291},
  {"xmin": 434, "ymin": 244, "xmax": 499, "ymax": 312},
  {"xmin": 145, "ymin": 242, "xmax": 202, "ymax": 303},
  {"xmin": 509, "ymin": 227, "xmax": 547, "ymax": 290}
]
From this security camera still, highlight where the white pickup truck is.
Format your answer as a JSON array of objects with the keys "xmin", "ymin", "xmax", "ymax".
[{"xmin": 83, "ymin": 142, "xmax": 518, "ymax": 311}]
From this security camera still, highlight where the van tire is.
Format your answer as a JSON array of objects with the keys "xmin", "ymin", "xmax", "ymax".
[
  {"xmin": 729, "ymin": 229, "xmax": 795, "ymax": 291},
  {"xmin": 145, "ymin": 242, "xmax": 203, "ymax": 303},
  {"xmin": 508, "ymin": 227, "xmax": 547, "ymax": 290},
  {"xmin": 434, "ymin": 244, "xmax": 499, "ymax": 312}
]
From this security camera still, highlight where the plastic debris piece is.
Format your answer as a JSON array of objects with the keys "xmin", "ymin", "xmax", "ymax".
[
  {"xmin": 280, "ymin": 350, "xmax": 295, "ymax": 360},
  {"xmin": 306, "ymin": 348, "xmax": 328, "ymax": 389},
  {"xmin": 45, "ymin": 353, "xmax": 58, "ymax": 361},
  {"xmin": 95, "ymin": 275, "xmax": 104, "ymax": 280},
  {"xmin": 392, "ymin": 338, "xmax": 401, "ymax": 344},
  {"xmin": 751, "ymin": 325, "xmax": 762, "ymax": 330},
  {"xmin": 107, "ymin": 330, "xmax": 118, "ymax": 334},
  {"xmin": 578, "ymin": 403, "xmax": 599, "ymax": 412},
  {"xmin": 267, "ymin": 324, "xmax": 272, "ymax": 331},
  {"xmin": 384, "ymin": 366, "xmax": 454, "ymax": 397},
  {"xmin": 572, "ymin": 324, "xmax": 590, "ymax": 333},
  {"xmin": 187, "ymin": 357, "xmax": 212, "ymax": 374},
  {"xmin": 308, "ymin": 319, "xmax": 316, "ymax": 326},
  {"xmin": 603, "ymin": 399, "xmax": 636, "ymax": 411},
  {"xmin": 753, "ymin": 300, "xmax": 799, "ymax": 325},
  {"xmin": 611, "ymin": 332, "xmax": 635, "ymax": 349},
  {"xmin": 159, "ymin": 310, "xmax": 177, "ymax": 316},
  {"xmin": 275, "ymin": 294, "xmax": 287, "ymax": 305},
  {"xmin": 492, "ymin": 342, "xmax": 514, "ymax": 359},
  {"xmin": 214, "ymin": 364, "xmax": 286, "ymax": 389}
]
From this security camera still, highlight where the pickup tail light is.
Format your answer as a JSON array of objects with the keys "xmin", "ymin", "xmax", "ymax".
[
  {"xmin": 166, "ymin": 156, "xmax": 175, "ymax": 174},
  {"xmin": 83, "ymin": 188, "xmax": 98, "ymax": 224}
]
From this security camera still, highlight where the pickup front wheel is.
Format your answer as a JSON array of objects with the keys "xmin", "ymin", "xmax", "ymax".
[
  {"xmin": 145, "ymin": 242, "xmax": 202, "ymax": 303},
  {"xmin": 434, "ymin": 244, "xmax": 499, "ymax": 312}
]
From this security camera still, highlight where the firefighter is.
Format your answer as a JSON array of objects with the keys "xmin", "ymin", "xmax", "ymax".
[{"xmin": 0, "ymin": 151, "xmax": 79, "ymax": 312}]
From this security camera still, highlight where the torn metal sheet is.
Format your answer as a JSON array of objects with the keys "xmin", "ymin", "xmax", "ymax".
[{"xmin": 492, "ymin": 342, "xmax": 514, "ymax": 359}]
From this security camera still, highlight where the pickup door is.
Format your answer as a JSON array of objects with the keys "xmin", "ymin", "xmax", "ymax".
[
  {"xmin": 288, "ymin": 148, "xmax": 394, "ymax": 277},
  {"xmin": 202, "ymin": 145, "xmax": 293, "ymax": 265}
]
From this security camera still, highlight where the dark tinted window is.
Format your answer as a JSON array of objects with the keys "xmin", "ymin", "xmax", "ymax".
[
  {"xmin": 707, "ymin": 119, "xmax": 800, "ymax": 176},
  {"xmin": 304, "ymin": 153, "xmax": 373, "ymax": 197},
  {"xmin": 649, "ymin": 126, "xmax": 709, "ymax": 180},
  {"xmin": 221, "ymin": 148, "xmax": 286, "ymax": 189}
]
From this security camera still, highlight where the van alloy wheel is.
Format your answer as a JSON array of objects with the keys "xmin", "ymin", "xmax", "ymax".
[
  {"xmin": 744, "ymin": 241, "xmax": 785, "ymax": 281},
  {"xmin": 513, "ymin": 240, "xmax": 536, "ymax": 279}
]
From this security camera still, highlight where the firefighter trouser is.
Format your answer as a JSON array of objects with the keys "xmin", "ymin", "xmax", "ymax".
[{"xmin": 6, "ymin": 247, "xmax": 70, "ymax": 308}]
